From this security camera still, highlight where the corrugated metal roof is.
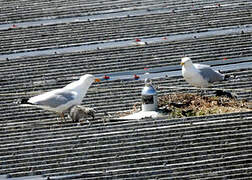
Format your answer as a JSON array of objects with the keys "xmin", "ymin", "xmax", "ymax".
[
  {"xmin": 1, "ymin": 112, "xmax": 252, "ymax": 179},
  {"xmin": 0, "ymin": 0, "xmax": 251, "ymax": 179}
]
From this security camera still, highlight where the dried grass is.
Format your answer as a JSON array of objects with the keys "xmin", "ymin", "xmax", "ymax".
[
  {"xmin": 114, "ymin": 93, "xmax": 251, "ymax": 119},
  {"xmin": 158, "ymin": 93, "xmax": 251, "ymax": 118}
]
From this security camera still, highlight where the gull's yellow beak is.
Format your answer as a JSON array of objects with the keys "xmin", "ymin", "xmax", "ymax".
[
  {"xmin": 180, "ymin": 62, "xmax": 185, "ymax": 66},
  {"xmin": 94, "ymin": 78, "xmax": 100, "ymax": 82}
]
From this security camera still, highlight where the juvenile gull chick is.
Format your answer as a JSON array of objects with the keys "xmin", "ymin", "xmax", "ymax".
[
  {"xmin": 181, "ymin": 57, "xmax": 226, "ymax": 88},
  {"xmin": 68, "ymin": 105, "xmax": 95, "ymax": 122},
  {"xmin": 19, "ymin": 74, "xmax": 100, "ymax": 121}
]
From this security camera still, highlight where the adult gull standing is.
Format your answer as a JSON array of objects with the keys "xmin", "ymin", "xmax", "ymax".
[
  {"xmin": 20, "ymin": 74, "xmax": 100, "ymax": 121},
  {"xmin": 180, "ymin": 57, "xmax": 227, "ymax": 88}
]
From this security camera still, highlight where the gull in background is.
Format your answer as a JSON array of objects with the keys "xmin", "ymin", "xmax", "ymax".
[
  {"xmin": 180, "ymin": 57, "xmax": 228, "ymax": 88},
  {"xmin": 20, "ymin": 74, "xmax": 100, "ymax": 121}
]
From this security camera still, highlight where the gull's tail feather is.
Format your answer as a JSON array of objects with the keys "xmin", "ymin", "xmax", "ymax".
[
  {"xmin": 217, "ymin": 70, "xmax": 235, "ymax": 81},
  {"xmin": 215, "ymin": 90, "xmax": 237, "ymax": 99},
  {"xmin": 15, "ymin": 98, "xmax": 34, "ymax": 106},
  {"xmin": 224, "ymin": 74, "xmax": 236, "ymax": 81}
]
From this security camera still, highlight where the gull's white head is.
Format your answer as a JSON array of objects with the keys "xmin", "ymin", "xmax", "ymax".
[
  {"xmin": 80, "ymin": 74, "xmax": 100, "ymax": 83},
  {"xmin": 73, "ymin": 74, "xmax": 100, "ymax": 97},
  {"xmin": 64, "ymin": 74, "xmax": 100, "ymax": 92},
  {"xmin": 180, "ymin": 57, "xmax": 193, "ymax": 67}
]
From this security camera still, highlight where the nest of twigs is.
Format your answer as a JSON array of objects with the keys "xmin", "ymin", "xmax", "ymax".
[{"xmin": 158, "ymin": 93, "xmax": 251, "ymax": 118}]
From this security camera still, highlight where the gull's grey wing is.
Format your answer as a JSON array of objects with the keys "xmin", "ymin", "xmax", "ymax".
[
  {"xmin": 196, "ymin": 65, "xmax": 224, "ymax": 83},
  {"xmin": 32, "ymin": 92, "xmax": 75, "ymax": 108}
]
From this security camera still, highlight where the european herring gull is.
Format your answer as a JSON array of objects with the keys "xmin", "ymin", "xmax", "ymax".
[
  {"xmin": 20, "ymin": 74, "xmax": 100, "ymax": 120},
  {"xmin": 181, "ymin": 57, "xmax": 226, "ymax": 88}
]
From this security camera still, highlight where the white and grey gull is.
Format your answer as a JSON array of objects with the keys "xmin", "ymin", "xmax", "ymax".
[
  {"xmin": 180, "ymin": 57, "xmax": 228, "ymax": 88},
  {"xmin": 19, "ymin": 74, "xmax": 100, "ymax": 121}
]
